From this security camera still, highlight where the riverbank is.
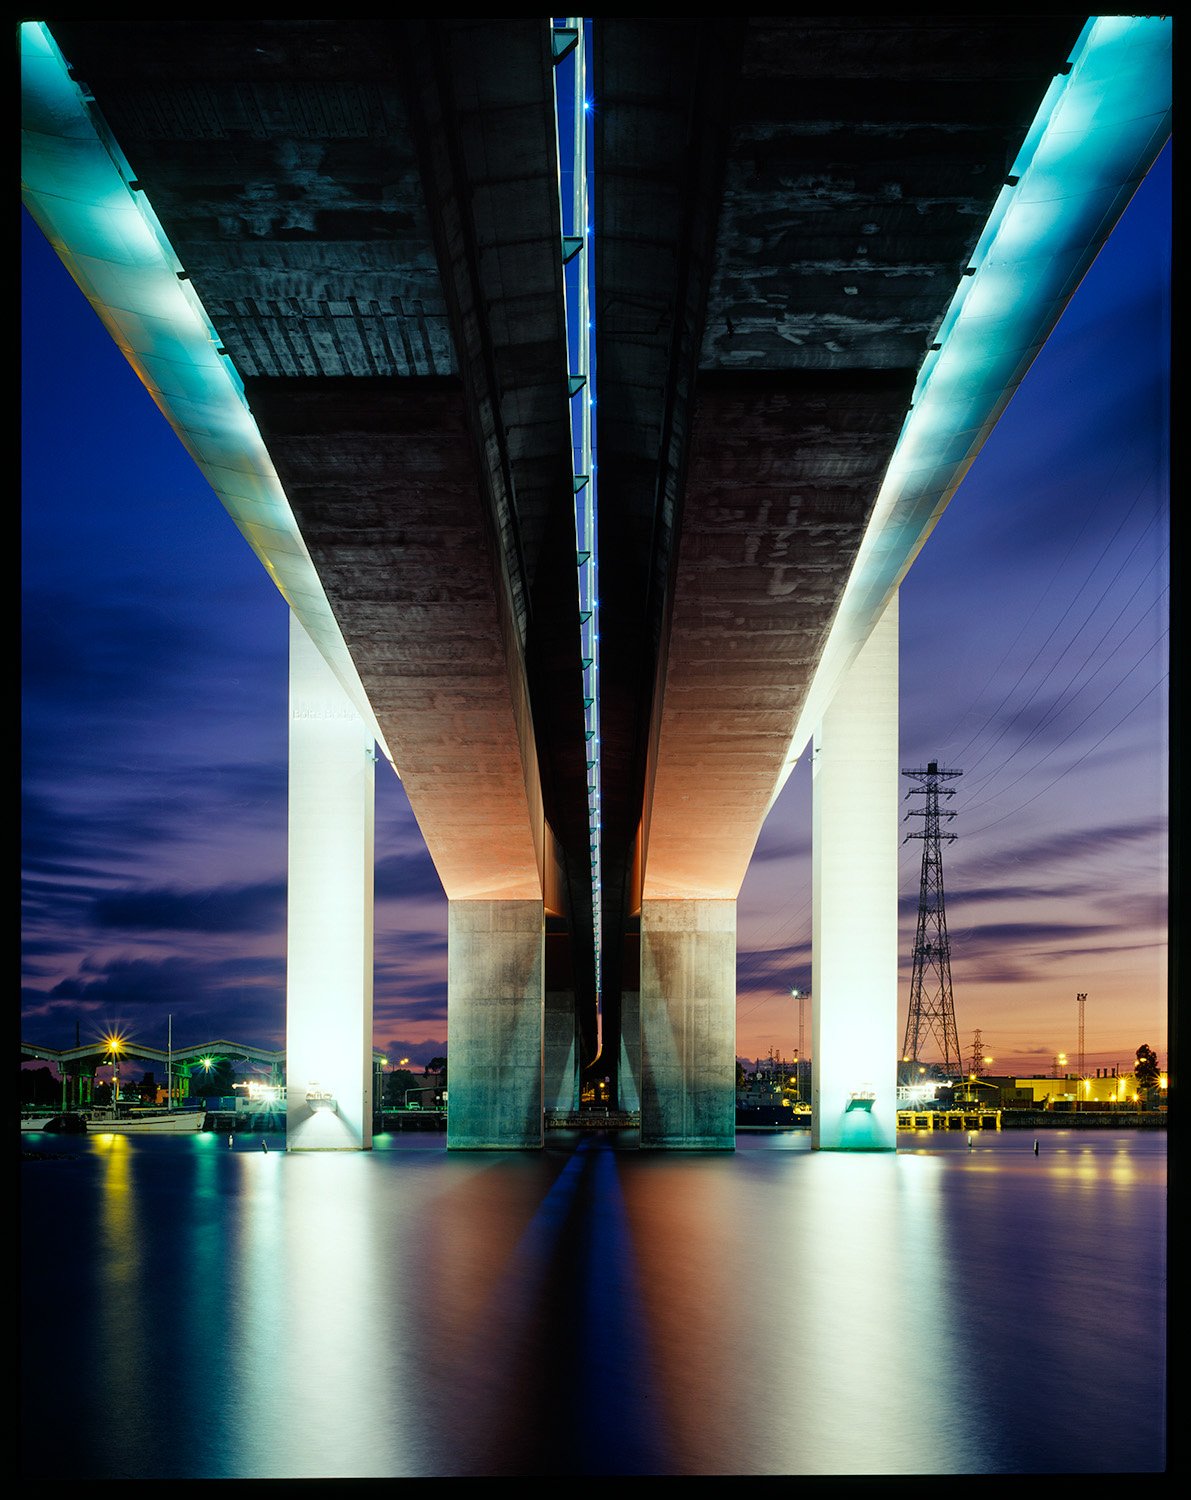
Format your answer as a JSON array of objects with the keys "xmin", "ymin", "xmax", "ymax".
[{"xmin": 998, "ymin": 1109, "xmax": 1165, "ymax": 1128}]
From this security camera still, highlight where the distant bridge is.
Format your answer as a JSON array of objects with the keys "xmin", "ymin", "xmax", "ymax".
[
  {"xmin": 22, "ymin": 1037, "xmax": 285, "ymax": 1073},
  {"xmin": 20, "ymin": 1036, "xmax": 392, "ymax": 1110}
]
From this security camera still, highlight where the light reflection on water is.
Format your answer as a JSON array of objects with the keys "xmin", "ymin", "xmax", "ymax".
[{"xmin": 20, "ymin": 1129, "xmax": 1165, "ymax": 1477}]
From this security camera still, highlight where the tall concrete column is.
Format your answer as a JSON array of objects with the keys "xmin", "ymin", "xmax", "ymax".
[
  {"xmin": 619, "ymin": 984, "xmax": 641, "ymax": 1114},
  {"xmin": 640, "ymin": 898, "xmax": 736, "ymax": 1149},
  {"xmin": 447, "ymin": 899, "xmax": 544, "ymax": 1148},
  {"xmin": 812, "ymin": 591, "xmax": 899, "ymax": 1151},
  {"xmin": 543, "ymin": 922, "xmax": 578, "ymax": 1116},
  {"xmin": 286, "ymin": 612, "xmax": 375, "ymax": 1151},
  {"xmin": 544, "ymin": 984, "xmax": 579, "ymax": 1116},
  {"xmin": 616, "ymin": 924, "xmax": 642, "ymax": 1113}
]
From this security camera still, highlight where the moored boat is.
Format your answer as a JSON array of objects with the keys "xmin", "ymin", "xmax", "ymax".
[
  {"xmin": 21, "ymin": 1111, "xmax": 87, "ymax": 1134},
  {"xmin": 85, "ymin": 1109, "xmax": 205, "ymax": 1133}
]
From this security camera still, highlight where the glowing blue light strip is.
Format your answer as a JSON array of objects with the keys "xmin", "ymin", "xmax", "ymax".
[
  {"xmin": 553, "ymin": 16, "xmax": 602, "ymax": 1018},
  {"xmin": 20, "ymin": 21, "xmax": 394, "ymax": 769},
  {"xmin": 774, "ymin": 14, "xmax": 1171, "ymax": 805}
]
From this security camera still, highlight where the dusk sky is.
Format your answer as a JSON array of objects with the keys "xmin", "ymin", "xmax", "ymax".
[{"xmin": 21, "ymin": 140, "xmax": 1169, "ymax": 1081}]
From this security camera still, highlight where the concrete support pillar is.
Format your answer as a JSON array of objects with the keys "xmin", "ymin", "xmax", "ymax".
[
  {"xmin": 447, "ymin": 899, "xmax": 544, "ymax": 1149},
  {"xmin": 619, "ymin": 985, "xmax": 641, "ymax": 1114},
  {"xmin": 812, "ymin": 592, "xmax": 899, "ymax": 1151},
  {"xmin": 544, "ymin": 985, "xmax": 579, "ymax": 1115},
  {"xmin": 286, "ymin": 612, "xmax": 375, "ymax": 1151},
  {"xmin": 639, "ymin": 898, "xmax": 736, "ymax": 1149}
]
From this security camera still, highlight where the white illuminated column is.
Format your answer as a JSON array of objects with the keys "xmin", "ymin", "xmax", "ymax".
[
  {"xmin": 286, "ymin": 613, "xmax": 376, "ymax": 1150},
  {"xmin": 812, "ymin": 592, "xmax": 899, "ymax": 1151}
]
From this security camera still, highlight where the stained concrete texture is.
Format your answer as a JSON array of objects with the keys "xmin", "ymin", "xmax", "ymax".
[
  {"xmin": 447, "ymin": 899, "xmax": 544, "ymax": 1149},
  {"xmin": 620, "ymin": 987, "xmax": 642, "ymax": 1114},
  {"xmin": 640, "ymin": 899, "xmax": 736, "ymax": 1149},
  {"xmin": 544, "ymin": 988, "xmax": 579, "ymax": 1114}
]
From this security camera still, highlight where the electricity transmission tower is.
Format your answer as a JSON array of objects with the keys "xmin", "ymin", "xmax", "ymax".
[{"xmin": 902, "ymin": 760, "xmax": 964, "ymax": 1074}]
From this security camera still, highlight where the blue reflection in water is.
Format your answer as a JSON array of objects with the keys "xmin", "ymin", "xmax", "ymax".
[{"xmin": 20, "ymin": 1129, "xmax": 1165, "ymax": 1477}]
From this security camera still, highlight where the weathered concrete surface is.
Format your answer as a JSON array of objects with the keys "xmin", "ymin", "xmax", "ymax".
[
  {"xmin": 812, "ymin": 595, "xmax": 899, "ymax": 1151},
  {"xmin": 643, "ymin": 370, "xmax": 911, "ymax": 900},
  {"xmin": 247, "ymin": 378, "xmax": 543, "ymax": 903},
  {"xmin": 619, "ymin": 984, "xmax": 642, "ymax": 1115},
  {"xmin": 447, "ymin": 899, "xmax": 544, "ymax": 1149},
  {"xmin": 640, "ymin": 899, "xmax": 736, "ymax": 1149},
  {"xmin": 286, "ymin": 614, "xmax": 375, "ymax": 1151},
  {"xmin": 701, "ymin": 18, "xmax": 1088, "ymax": 372},
  {"xmin": 543, "ymin": 990, "xmax": 578, "ymax": 1115}
]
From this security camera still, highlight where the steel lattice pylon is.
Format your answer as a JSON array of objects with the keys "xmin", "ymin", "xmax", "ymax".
[{"xmin": 902, "ymin": 760, "xmax": 963, "ymax": 1073}]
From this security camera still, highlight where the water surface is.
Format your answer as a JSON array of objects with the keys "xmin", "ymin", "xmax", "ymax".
[{"xmin": 20, "ymin": 1128, "xmax": 1166, "ymax": 1476}]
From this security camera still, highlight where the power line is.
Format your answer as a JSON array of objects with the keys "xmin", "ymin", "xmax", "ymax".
[
  {"xmin": 957, "ymin": 467, "xmax": 1160, "ymax": 777},
  {"xmin": 962, "ymin": 673, "xmax": 1167, "ymax": 841}
]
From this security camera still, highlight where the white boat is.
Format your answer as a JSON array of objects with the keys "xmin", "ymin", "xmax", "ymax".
[
  {"xmin": 86, "ymin": 1109, "xmax": 205, "ymax": 1133},
  {"xmin": 21, "ymin": 1112, "xmax": 87, "ymax": 1134}
]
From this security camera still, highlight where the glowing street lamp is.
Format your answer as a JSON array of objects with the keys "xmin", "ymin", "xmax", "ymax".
[{"xmin": 102, "ymin": 1032, "xmax": 125, "ymax": 1109}]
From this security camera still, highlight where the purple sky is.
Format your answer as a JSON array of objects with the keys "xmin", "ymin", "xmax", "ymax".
[{"xmin": 21, "ymin": 143, "xmax": 1169, "ymax": 1081}]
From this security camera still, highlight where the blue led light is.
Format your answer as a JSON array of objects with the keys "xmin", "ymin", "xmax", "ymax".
[{"xmin": 553, "ymin": 15, "xmax": 603, "ymax": 1039}]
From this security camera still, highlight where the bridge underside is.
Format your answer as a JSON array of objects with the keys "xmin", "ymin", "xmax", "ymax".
[{"xmin": 23, "ymin": 17, "xmax": 1168, "ymax": 1149}]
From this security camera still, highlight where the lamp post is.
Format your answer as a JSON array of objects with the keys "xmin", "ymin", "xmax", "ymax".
[
  {"xmin": 791, "ymin": 988, "xmax": 807, "ymax": 1063},
  {"xmin": 103, "ymin": 1032, "xmax": 124, "ymax": 1114},
  {"xmin": 376, "ymin": 1056, "xmax": 387, "ymax": 1128}
]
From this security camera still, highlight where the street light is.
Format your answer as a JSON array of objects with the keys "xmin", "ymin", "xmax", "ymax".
[
  {"xmin": 791, "ymin": 987, "xmax": 808, "ymax": 1061},
  {"xmin": 102, "ymin": 1032, "xmax": 124, "ymax": 1112}
]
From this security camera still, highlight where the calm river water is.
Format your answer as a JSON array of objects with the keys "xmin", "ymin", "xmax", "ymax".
[{"xmin": 20, "ymin": 1127, "xmax": 1166, "ymax": 1477}]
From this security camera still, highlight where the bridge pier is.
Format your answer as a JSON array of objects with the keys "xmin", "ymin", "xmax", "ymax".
[
  {"xmin": 619, "ymin": 979, "xmax": 642, "ymax": 1115},
  {"xmin": 639, "ymin": 898, "xmax": 736, "ymax": 1149},
  {"xmin": 447, "ymin": 899, "xmax": 545, "ymax": 1149},
  {"xmin": 543, "ymin": 926, "xmax": 580, "ymax": 1116},
  {"xmin": 285, "ymin": 613, "xmax": 376, "ymax": 1151},
  {"xmin": 544, "ymin": 989, "xmax": 580, "ymax": 1117},
  {"xmin": 812, "ymin": 592, "xmax": 899, "ymax": 1151}
]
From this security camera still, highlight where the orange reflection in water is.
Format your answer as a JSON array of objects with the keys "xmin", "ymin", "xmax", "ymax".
[{"xmin": 619, "ymin": 1147, "xmax": 976, "ymax": 1474}]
